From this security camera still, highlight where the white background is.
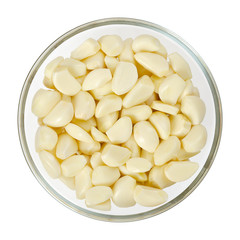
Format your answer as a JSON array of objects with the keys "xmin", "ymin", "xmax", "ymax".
[{"xmin": 1, "ymin": 0, "xmax": 239, "ymax": 239}]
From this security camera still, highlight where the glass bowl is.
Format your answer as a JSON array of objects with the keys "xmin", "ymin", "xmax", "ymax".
[{"xmin": 18, "ymin": 18, "xmax": 222, "ymax": 222}]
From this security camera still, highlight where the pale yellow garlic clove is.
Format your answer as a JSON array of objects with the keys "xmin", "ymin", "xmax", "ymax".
[
  {"xmin": 151, "ymin": 101, "xmax": 179, "ymax": 115},
  {"xmin": 151, "ymin": 75, "xmax": 165, "ymax": 94},
  {"xmin": 132, "ymin": 35, "xmax": 163, "ymax": 53},
  {"xmin": 181, "ymin": 96, "xmax": 206, "ymax": 125},
  {"xmin": 119, "ymin": 38, "xmax": 135, "ymax": 63},
  {"xmin": 134, "ymin": 185, "xmax": 168, "ymax": 207},
  {"xmin": 149, "ymin": 166, "xmax": 174, "ymax": 189},
  {"xmin": 71, "ymin": 117, "xmax": 96, "ymax": 132},
  {"xmin": 75, "ymin": 166, "xmax": 92, "ymax": 199},
  {"xmin": 106, "ymin": 116, "xmax": 132, "ymax": 144},
  {"xmin": 134, "ymin": 52, "xmax": 169, "ymax": 77},
  {"xmin": 119, "ymin": 165, "xmax": 147, "ymax": 182},
  {"xmin": 98, "ymin": 35, "xmax": 123, "ymax": 56},
  {"xmin": 101, "ymin": 144, "xmax": 131, "ymax": 167},
  {"xmin": 90, "ymin": 82, "xmax": 112, "ymax": 100},
  {"xmin": 90, "ymin": 152, "xmax": 104, "ymax": 169},
  {"xmin": 112, "ymin": 176, "xmax": 136, "ymax": 208},
  {"xmin": 72, "ymin": 91, "xmax": 95, "ymax": 120},
  {"xmin": 112, "ymin": 62, "xmax": 138, "ymax": 95},
  {"xmin": 44, "ymin": 56, "xmax": 64, "ymax": 88},
  {"xmin": 104, "ymin": 56, "xmax": 119, "ymax": 74},
  {"xmin": 182, "ymin": 125, "xmax": 207, "ymax": 152},
  {"xmin": 122, "ymin": 135, "xmax": 141, "ymax": 158},
  {"xmin": 126, "ymin": 157, "xmax": 152, "ymax": 173},
  {"xmin": 35, "ymin": 126, "xmax": 58, "ymax": 152},
  {"xmin": 43, "ymin": 101, "xmax": 74, "ymax": 127},
  {"xmin": 60, "ymin": 58, "xmax": 86, "ymax": 77},
  {"xmin": 32, "ymin": 89, "xmax": 61, "ymax": 118},
  {"xmin": 123, "ymin": 75, "xmax": 154, "ymax": 108},
  {"xmin": 91, "ymin": 127, "xmax": 109, "ymax": 142},
  {"xmin": 158, "ymin": 74, "xmax": 186, "ymax": 105},
  {"xmin": 164, "ymin": 161, "xmax": 199, "ymax": 182},
  {"xmin": 178, "ymin": 79, "xmax": 194, "ymax": 103},
  {"xmin": 154, "ymin": 136, "xmax": 181, "ymax": 166},
  {"xmin": 133, "ymin": 121, "xmax": 159, "ymax": 153},
  {"xmin": 59, "ymin": 175, "xmax": 75, "ymax": 190},
  {"xmin": 192, "ymin": 87, "xmax": 200, "ymax": 97},
  {"xmin": 82, "ymin": 51, "xmax": 105, "ymax": 70},
  {"xmin": 168, "ymin": 52, "xmax": 192, "ymax": 80},
  {"xmin": 56, "ymin": 133, "xmax": 78, "ymax": 160},
  {"xmin": 175, "ymin": 148, "xmax": 200, "ymax": 160},
  {"xmin": 52, "ymin": 67, "xmax": 81, "ymax": 96},
  {"xmin": 65, "ymin": 123, "xmax": 94, "ymax": 143},
  {"xmin": 149, "ymin": 112, "xmax": 170, "ymax": 140},
  {"xmin": 145, "ymin": 92, "xmax": 159, "ymax": 106},
  {"xmin": 121, "ymin": 105, "xmax": 152, "ymax": 124},
  {"xmin": 141, "ymin": 149, "xmax": 154, "ymax": 165},
  {"xmin": 170, "ymin": 114, "xmax": 191, "ymax": 138},
  {"xmin": 95, "ymin": 95, "xmax": 122, "ymax": 118},
  {"xmin": 71, "ymin": 38, "xmax": 100, "ymax": 60},
  {"xmin": 61, "ymin": 155, "xmax": 87, "ymax": 177},
  {"xmin": 82, "ymin": 68, "xmax": 112, "ymax": 91},
  {"xmin": 39, "ymin": 150, "xmax": 61, "ymax": 178},
  {"xmin": 135, "ymin": 61, "xmax": 152, "ymax": 77},
  {"xmin": 78, "ymin": 141, "xmax": 101, "ymax": 155},
  {"xmin": 154, "ymin": 44, "xmax": 168, "ymax": 59},
  {"xmin": 92, "ymin": 166, "xmax": 120, "ymax": 186},
  {"xmin": 86, "ymin": 199, "xmax": 111, "ymax": 211},
  {"xmin": 96, "ymin": 111, "xmax": 119, "ymax": 132},
  {"xmin": 85, "ymin": 186, "xmax": 113, "ymax": 205}
]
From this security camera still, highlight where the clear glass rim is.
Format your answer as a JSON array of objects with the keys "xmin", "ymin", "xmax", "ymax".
[{"xmin": 17, "ymin": 17, "xmax": 223, "ymax": 222}]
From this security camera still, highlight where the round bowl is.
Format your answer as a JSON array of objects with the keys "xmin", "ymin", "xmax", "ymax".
[{"xmin": 18, "ymin": 18, "xmax": 222, "ymax": 222}]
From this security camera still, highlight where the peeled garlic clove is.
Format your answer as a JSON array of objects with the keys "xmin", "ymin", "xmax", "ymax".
[
  {"xmin": 192, "ymin": 87, "xmax": 200, "ymax": 97},
  {"xmin": 126, "ymin": 157, "xmax": 152, "ymax": 173},
  {"xmin": 90, "ymin": 152, "xmax": 104, "ymax": 169},
  {"xmin": 145, "ymin": 92, "xmax": 159, "ymax": 106},
  {"xmin": 61, "ymin": 155, "xmax": 87, "ymax": 177},
  {"xmin": 141, "ymin": 149, "xmax": 154, "ymax": 165},
  {"xmin": 92, "ymin": 166, "xmax": 120, "ymax": 186},
  {"xmin": 181, "ymin": 96, "xmax": 206, "ymax": 125},
  {"xmin": 134, "ymin": 52, "xmax": 169, "ymax": 77},
  {"xmin": 95, "ymin": 95, "xmax": 122, "ymax": 118},
  {"xmin": 39, "ymin": 150, "xmax": 61, "ymax": 178},
  {"xmin": 56, "ymin": 133, "xmax": 78, "ymax": 160},
  {"xmin": 78, "ymin": 140, "xmax": 101, "ymax": 155},
  {"xmin": 104, "ymin": 56, "xmax": 118, "ymax": 74},
  {"xmin": 168, "ymin": 52, "xmax": 192, "ymax": 80},
  {"xmin": 164, "ymin": 161, "xmax": 199, "ymax": 182},
  {"xmin": 35, "ymin": 126, "xmax": 58, "ymax": 152},
  {"xmin": 119, "ymin": 165, "xmax": 147, "ymax": 182},
  {"xmin": 121, "ymin": 105, "xmax": 152, "ymax": 124},
  {"xmin": 119, "ymin": 38, "xmax": 135, "ymax": 63},
  {"xmin": 71, "ymin": 38, "xmax": 100, "ymax": 60},
  {"xmin": 85, "ymin": 186, "xmax": 113, "ymax": 205},
  {"xmin": 149, "ymin": 112, "xmax": 170, "ymax": 140},
  {"xmin": 75, "ymin": 166, "xmax": 92, "ymax": 199},
  {"xmin": 135, "ymin": 61, "xmax": 152, "ymax": 77},
  {"xmin": 90, "ymin": 82, "xmax": 112, "ymax": 100},
  {"xmin": 86, "ymin": 199, "xmax": 111, "ymax": 211},
  {"xmin": 71, "ymin": 117, "xmax": 96, "ymax": 132},
  {"xmin": 112, "ymin": 176, "xmax": 136, "ymax": 208},
  {"xmin": 65, "ymin": 123, "xmax": 94, "ymax": 143},
  {"xmin": 154, "ymin": 44, "xmax": 168, "ymax": 59},
  {"xmin": 154, "ymin": 136, "xmax": 181, "ymax": 166},
  {"xmin": 59, "ymin": 175, "xmax": 75, "ymax": 190},
  {"xmin": 60, "ymin": 58, "xmax": 86, "ymax": 77},
  {"xmin": 98, "ymin": 35, "xmax": 123, "ymax": 56},
  {"xmin": 122, "ymin": 135, "xmax": 141, "ymax": 158},
  {"xmin": 182, "ymin": 124, "xmax": 207, "ymax": 152},
  {"xmin": 151, "ymin": 101, "xmax": 179, "ymax": 115},
  {"xmin": 132, "ymin": 34, "xmax": 163, "ymax": 53},
  {"xmin": 134, "ymin": 185, "xmax": 168, "ymax": 207},
  {"xmin": 91, "ymin": 127, "xmax": 109, "ymax": 142},
  {"xmin": 170, "ymin": 114, "xmax": 191, "ymax": 138},
  {"xmin": 101, "ymin": 144, "xmax": 131, "ymax": 167},
  {"xmin": 96, "ymin": 111, "xmax": 119, "ymax": 132},
  {"xmin": 149, "ymin": 166, "xmax": 174, "ymax": 189},
  {"xmin": 178, "ymin": 79, "xmax": 194, "ymax": 103},
  {"xmin": 82, "ymin": 68, "xmax": 112, "ymax": 91},
  {"xmin": 151, "ymin": 75, "xmax": 165, "ymax": 94},
  {"xmin": 134, "ymin": 121, "xmax": 159, "ymax": 153},
  {"xmin": 112, "ymin": 62, "xmax": 138, "ymax": 95},
  {"xmin": 32, "ymin": 89, "xmax": 61, "ymax": 118},
  {"xmin": 82, "ymin": 51, "xmax": 105, "ymax": 70},
  {"xmin": 123, "ymin": 75, "xmax": 154, "ymax": 108},
  {"xmin": 106, "ymin": 116, "xmax": 132, "ymax": 144},
  {"xmin": 176, "ymin": 148, "xmax": 200, "ymax": 160},
  {"xmin": 43, "ymin": 101, "xmax": 74, "ymax": 127},
  {"xmin": 158, "ymin": 74, "xmax": 186, "ymax": 105}
]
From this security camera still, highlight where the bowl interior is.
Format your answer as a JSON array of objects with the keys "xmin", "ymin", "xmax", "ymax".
[{"xmin": 19, "ymin": 19, "xmax": 221, "ymax": 221}]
